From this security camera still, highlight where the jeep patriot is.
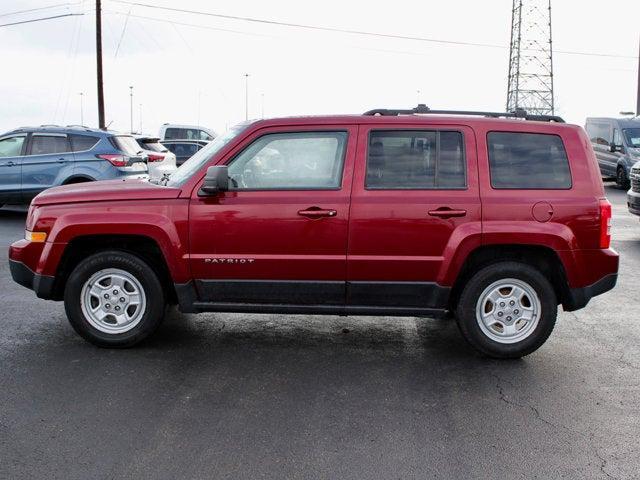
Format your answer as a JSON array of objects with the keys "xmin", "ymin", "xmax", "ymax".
[{"xmin": 9, "ymin": 106, "xmax": 619, "ymax": 358}]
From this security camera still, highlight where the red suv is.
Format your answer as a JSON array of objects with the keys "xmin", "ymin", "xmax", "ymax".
[{"xmin": 9, "ymin": 106, "xmax": 619, "ymax": 358}]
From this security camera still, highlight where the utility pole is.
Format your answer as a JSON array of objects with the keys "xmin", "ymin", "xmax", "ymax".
[
  {"xmin": 96, "ymin": 0, "xmax": 105, "ymax": 129},
  {"xmin": 129, "ymin": 86, "xmax": 134, "ymax": 133},
  {"xmin": 636, "ymin": 35, "xmax": 639, "ymax": 115},
  {"xmin": 261, "ymin": 92, "xmax": 264, "ymax": 118},
  {"xmin": 244, "ymin": 73, "xmax": 249, "ymax": 121},
  {"xmin": 139, "ymin": 103, "xmax": 142, "ymax": 133},
  {"xmin": 79, "ymin": 92, "xmax": 84, "ymax": 125}
]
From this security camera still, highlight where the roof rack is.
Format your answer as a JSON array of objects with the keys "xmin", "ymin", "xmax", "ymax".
[{"xmin": 363, "ymin": 104, "xmax": 565, "ymax": 123}]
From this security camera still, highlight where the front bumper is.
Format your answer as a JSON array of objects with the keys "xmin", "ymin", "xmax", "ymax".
[
  {"xmin": 628, "ymin": 188, "xmax": 640, "ymax": 217},
  {"xmin": 9, "ymin": 259, "xmax": 55, "ymax": 299}
]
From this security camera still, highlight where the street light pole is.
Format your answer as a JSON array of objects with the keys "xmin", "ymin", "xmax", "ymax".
[
  {"xmin": 261, "ymin": 92, "xmax": 264, "ymax": 119},
  {"xmin": 244, "ymin": 73, "xmax": 249, "ymax": 121},
  {"xmin": 129, "ymin": 86, "xmax": 133, "ymax": 133},
  {"xmin": 636, "ymin": 35, "xmax": 639, "ymax": 116},
  {"xmin": 96, "ymin": 0, "xmax": 105, "ymax": 129},
  {"xmin": 79, "ymin": 92, "xmax": 84, "ymax": 125},
  {"xmin": 139, "ymin": 103, "xmax": 142, "ymax": 133}
]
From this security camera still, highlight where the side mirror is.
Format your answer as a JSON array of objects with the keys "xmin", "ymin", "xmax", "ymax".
[
  {"xmin": 610, "ymin": 144, "xmax": 624, "ymax": 153},
  {"xmin": 198, "ymin": 166, "xmax": 229, "ymax": 196}
]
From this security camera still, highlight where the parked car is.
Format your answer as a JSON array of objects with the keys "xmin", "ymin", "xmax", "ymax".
[
  {"xmin": 10, "ymin": 106, "xmax": 618, "ymax": 358},
  {"xmin": 585, "ymin": 117, "xmax": 640, "ymax": 189},
  {"xmin": 135, "ymin": 136, "xmax": 177, "ymax": 182},
  {"xmin": 161, "ymin": 140, "xmax": 208, "ymax": 166},
  {"xmin": 0, "ymin": 125, "xmax": 148, "ymax": 206},
  {"xmin": 628, "ymin": 161, "xmax": 640, "ymax": 217},
  {"xmin": 158, "ymin": 124, "xmax": 216, "ymax": 142}
]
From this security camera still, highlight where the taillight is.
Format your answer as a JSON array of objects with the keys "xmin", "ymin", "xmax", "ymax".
[
  {"xmin": 147, "ymin": 153, "xmax": 165, "ymax": 162},
  {"xmin": 599, "ymin": 199, "xmax": 612, "ymax": 249},
  {"xmin": 96, "ymin": 154, "xmax": 128, "ymax": 167}
]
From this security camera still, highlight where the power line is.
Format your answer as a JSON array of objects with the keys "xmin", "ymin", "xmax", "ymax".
[
  {"xmin": 0, "ymin": 1, "xmax": 79, "ymax": 18},
  {"xmin": 0, "ymin": 12, "xmax": 83, "ymax": 28},
  {"xmin": 110, "ymin": 0, "xmax": 636, "ymax": 60}
]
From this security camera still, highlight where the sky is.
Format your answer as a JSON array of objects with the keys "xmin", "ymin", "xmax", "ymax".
[{"xmin": 0, "ymin": 0, "xmax": 638, "ymax": 136}]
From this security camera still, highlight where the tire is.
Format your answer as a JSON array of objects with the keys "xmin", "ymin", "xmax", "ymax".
[
  {"xmin": 64, "ymin": 250, "xmax": 166, "ymax": 347},
  {"xmin": 616, "ymin": 167, "xmax": 630, "ymax": 190},
  {"xmin": 456, "ymin": 262, "xmax": 557, "ymax": 359}
]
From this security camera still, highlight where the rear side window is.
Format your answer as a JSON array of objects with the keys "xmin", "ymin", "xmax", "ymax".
[
  {"xmin": 110, "ymin": 135, "xmax": 142, "ymax": 155},
  {"xmin": 165, "ymin": 128, "xmax": 213, "ymax": 141},
  {"xmin": 366, "ymin": 130, "xmax": 466, "ymax": 189},
  {"xmin": 166, "ymin": 143, "xmax": 201, "ymax": 157},
  {"xmin": 487, "ymin": 132, "xmax": 571, "ymax": 189},
  {"xmin": 70, "ymin": 134, "xmax": 99, "ymax": 152},
  {"xmin": 586, "ymin": 122, "xmax": 611, "ymax": 145},
  {"xmin": 30, "ymin": 135, "xmax": 70, "ymax": 155}
]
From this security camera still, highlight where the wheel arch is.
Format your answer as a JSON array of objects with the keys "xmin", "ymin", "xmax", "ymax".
[
  {"xmin": 50, "ymin": 234, "xmax": 177, "ymax": 304},
  {"xmin": 449, "ymin": 244, "xmax": 571, "ymax": 312}
]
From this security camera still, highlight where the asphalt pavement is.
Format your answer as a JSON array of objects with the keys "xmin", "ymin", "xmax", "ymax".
[{"xmin": 0, "ymin": 184, "xmax": 638, "ymax": 479}]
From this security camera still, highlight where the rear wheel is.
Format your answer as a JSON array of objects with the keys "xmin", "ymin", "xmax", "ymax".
[
  {"xmin": 64, "ymin": 250, "xmax": 166, "ymax": 347},
  {"xmin": 616, "ymin": 167, "xmax": 630, "ymax": 189},
  {"xmin": 456, "ymin": 262, "xmax": 557, "ymax": 359}
]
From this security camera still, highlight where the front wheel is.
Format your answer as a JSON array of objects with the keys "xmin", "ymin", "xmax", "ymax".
[
  {"xmin": 64, "ymin": 250, "xmax": 166, "ymax": 347},
  {"xmin": 456, "ymin": 262, "xmax": 557, "ymax": 359},
  {"xmin": 616, "ymin": 167, "xmax": 630, "ymax": 190}
]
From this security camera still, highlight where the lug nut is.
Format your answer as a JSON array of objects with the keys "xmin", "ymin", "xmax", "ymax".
[
  {"xmin": 507, "ymin": 316, "xmax": 512, "ymax": 321},
  {"xmin": 113, "ymin": 290, "xmax": 119, "ymax": 295},
  {"xmin": 120, "ymin": 297, "xmax": 126, "ymax": 303},
  {"xmin": 115, "ymin": 306, "xmax": 120, "ymax": 311},
  {"xmin": 104, "ymin": 294, "xmax": 109, "ymax": 299},
  {"xmin": 510, "ymin": 300, "xmax": 515, "ymax": 306},
  {"xmin": 497, "ymin": 312, "xmax": 504, "ymax": 317},
  {"xmin": 514, "ymin": 309, "xmax": 519, "ymax": 314},
  {"xmin": 500, "ymin": 302, "xmax": 505, "ymax": 307},
  {"xmin": 105, "ymin": 303, "xmax": 111, "ymax": 309}
]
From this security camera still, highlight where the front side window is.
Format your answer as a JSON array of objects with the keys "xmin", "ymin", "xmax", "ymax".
[
  {"xmin": 227, "ymin": 131, "xmax": 347, "ymax": 190},
  {"xmin": 30, "ymin": 135, "xmax": 70, "ymax": 155},
  {"xmin": 366, "ymin": 130, "xmax": 466, "ymax": 189},
  {"xmin": 0, "ymin": 135, "xmax": 25, "ymax": 157},
  {"xmin": 487, "ymin": 132, "xmax": 571, "ymax": 189}
]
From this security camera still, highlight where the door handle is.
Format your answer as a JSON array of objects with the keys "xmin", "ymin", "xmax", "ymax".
[
  {"xmin": 2, "ymin": 161, "xmax": 16, "ymax": 167},
  {"xmin": 57, "ymin": 158, "xmax": 68, "ymax": 163},
  {"xmin": 298, "ymin": 207, "xmax": 337, "ymax": 218},
  {"xmin": 428, "ymin": 207, "xmax": 467, "ymax": 219}
]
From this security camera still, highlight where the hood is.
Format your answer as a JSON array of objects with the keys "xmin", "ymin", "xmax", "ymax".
[{"xmin": 32, "ymin": 179, "xmax": 181, "ymax": 206}]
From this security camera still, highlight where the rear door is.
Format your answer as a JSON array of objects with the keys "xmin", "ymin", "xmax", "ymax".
[
  {"xmin": 0, "ymin": 134, "xmax": 27, "ymax": 204},
  {"xmin": 347, "ymin": 124, "xmax": 481, "ymax": 310},
  {"xmin": 22, "ymin": 133, "xmax": 74, "ymax": 202}
]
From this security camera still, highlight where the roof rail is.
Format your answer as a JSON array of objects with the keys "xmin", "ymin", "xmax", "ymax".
[{"xmin": 363, "ymin": 104, "xmax": 565, "ymax": 123}]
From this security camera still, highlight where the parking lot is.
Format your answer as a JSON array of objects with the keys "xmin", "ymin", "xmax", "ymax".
[{"xmin": 0, "ymin": 184, "xmax": 637, "ymax": 479}]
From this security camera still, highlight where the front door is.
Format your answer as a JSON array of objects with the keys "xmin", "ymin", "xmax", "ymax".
[
  {"xmin": 22, "ymin": 133, "xmax": 74, "ymax": 202},
  {"xmin": 347, "ymin": 124, "xmax": 481, "ymax": 309},
  {"xmin": 189, "ymin": 125, "xmax": 357, "ymax": 306},
  {"xmin": 0, "ymin": 134, "xmax": 27, "ymax": 204}
]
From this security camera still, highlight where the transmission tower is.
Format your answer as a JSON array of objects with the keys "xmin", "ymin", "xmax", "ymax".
[{"xmin": 506, "ymin": 0, "xmax": 555, "ymax": 115}]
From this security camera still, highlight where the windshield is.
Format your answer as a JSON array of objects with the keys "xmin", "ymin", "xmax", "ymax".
[
  {"xmin": 166, "ymin": 122, "xmax": 252, "ymax": 187},
  {"xmin": 112, "ymin": 135, "xmax": 143, "ymax": 155},
  {"xmin": 623, "ymin": 128, "xmax": 640, "ymax": 148}
]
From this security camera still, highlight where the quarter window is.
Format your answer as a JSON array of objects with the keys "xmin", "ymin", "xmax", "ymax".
[
  {"xmin": 366, "ymin": 130, "xmax": 466, "ymax": 189},
  {"xmin": 70, "ymin": 134, "xmax": 99, "ymax": 152},
  {"xmin": 487, "ymin": 132, "xmax": 571, "ymax": 189},
  {"xmin": 227, "ymin": 131, "xmax": 347, "ymax": 190},
  {"xmin": 0, "ymin": 135, "xmax": 25, "ymax": 157},
  {"xmin": 30, "ymin": 135, "xmax": 70, "ymax": 155}
]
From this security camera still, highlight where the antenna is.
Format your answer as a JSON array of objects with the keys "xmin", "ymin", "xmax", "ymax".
[{"xmin": 506, "ymin": 0, "xmax": 555, "ymax": 115}]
